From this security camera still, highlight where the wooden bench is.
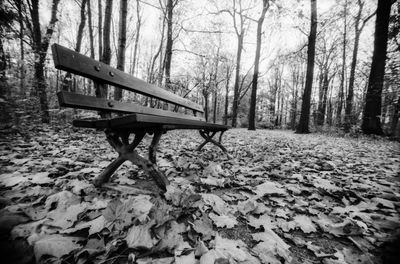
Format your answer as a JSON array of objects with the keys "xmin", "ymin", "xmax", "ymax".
[{"xmin": 51, "ymin": 44, "xmax": 229, "ymax": 191}]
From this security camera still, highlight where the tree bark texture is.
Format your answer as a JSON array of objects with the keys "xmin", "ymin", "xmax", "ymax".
[
  {"xmin": 231, "ymin": 33, "xmax": 243, "ymax": 127},
  {"xmin": 96, "ymin": 0, "xmax": 113, "ymax": 111},
  {"xmin": 337, "ymin": 0, "xmax": 347, "ymax": 126},
  {"xmin": 30, "ymin": 0, "xmax": 60, "ymax": 123},
  {"xmin": 62, "ymin": 0, "xmax": 87, "ymax": 92},
  {"xmin": 344, "ymin": 0, "xmax": 375, "ymax": 132},
  {"xmin": 87, "ymin": 0, "xmax": 95, "ymax": 95},
  {"xmin": 114, "ymin": 0, "xmax": 128, "ymax": 101},
  {"xmin": 361, "ymin": 0, "xmax": 392, "ymax": 135},
  {"xmin": 224, "ymin": 66, "xmax": 230, "ymax": 125},
  {"xmin": 87, "ymin": 0, "xmax": 95, "ymax": 59},
  {"xmin": 248, "ymin": 0, "xmax": 269, "ymax": 130},
  {"xmin": 296, "ymin": 0, "xmax": 317, "ymax": 133},
  {"xmin": 164, "ymin": 0, "xmax": 174, "ymax": 89},
  {"xmin": 18, "ymin": 0, "xmax": 25, "ymax": 95},
  {"xmin": 316, "ymin": 71, "xmax": 328, "ymax": 126},
  {"xmin": 98, "ymin": 0, "xmax": 103, "ymax": 60},
  {"xmin": 132, "ymin": 0, "xmax": 142, "ymax": 76}
]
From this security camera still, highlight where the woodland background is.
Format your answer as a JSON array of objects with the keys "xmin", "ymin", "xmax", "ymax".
[{"xmin": 0, "ymin": 0, "xmax": 399, "ymax": 135}]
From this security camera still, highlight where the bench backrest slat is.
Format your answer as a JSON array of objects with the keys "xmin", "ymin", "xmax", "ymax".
[
  {"xmin": 57, "ymin": 91, "xmax": 205, "ymax": 121},
  {"xmin": 52, "ymin": 44, "xmax": 204, "ymax": 113}
]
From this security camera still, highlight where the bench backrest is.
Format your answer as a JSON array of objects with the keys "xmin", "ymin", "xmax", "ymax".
[{"xmin": 52, "ymin": 44, "xmax": 204, "ymax": 119}]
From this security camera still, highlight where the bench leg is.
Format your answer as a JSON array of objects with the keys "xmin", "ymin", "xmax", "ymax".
[
  {"xmin": 149, "ymin": 131, "xmax": 163, "ymax": 163},
  {"xmin": 93, "ymin": 130, "xmax": 169, "ymax": 191},
  {"xmin": 196, "ymin": 130, "xmax": 227, "ymax": 152},
  {"xmin": 125, "ymin": 150, "xmax": 169, "ymax": 192}
]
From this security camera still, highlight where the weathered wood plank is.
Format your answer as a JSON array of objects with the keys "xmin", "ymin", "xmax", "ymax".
[
  {"xmin": 52, "ymin": 44, "xmax": 203, "ymax": 112},
  {"xmin": 57, "ymin": 91, "xmax": 205, "ymax": 121},
  {"xmin": 109, "ymin": 113, "xmax": 229, "ymax": 129},
  {"xmin": 72, "ymin": 114, "xmax": 230, "ymax": 131}
]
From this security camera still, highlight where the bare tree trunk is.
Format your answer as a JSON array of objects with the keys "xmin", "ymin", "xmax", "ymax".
[
  {"xmin": 291, "ymin": 86, "xmax": 298, "ymax": 130},
  {"xmin": 361, "ymin": 0, "xmax": 393, "ymax": 135},
  {"xmin": 62, "ymin": 0, "xmax": 88, "ymax": 92},
  {"xmin": 132, "ymin": 0, "xmax": 142, "ymax": 76},
  {"xmin": 114, "ymin": 0, "xmax": 128, "ymax": 101},
  {"xmin": 344, "ymin": 0, "xmax": 375, "ymax": 132},
  {"xmin": 203, "ymin": 91, "xmax": 209, "ymax": 122},
  {"xmin": 337, "ymin": 0, "xmax": 347, "ymax": 126},
  {"xmin": 87, "ymin": 0, "xmax": 95, "ymax": 95},
  {"xmin": 88, "ymin": 0, "xmax": 95, "ymax": 59},
  {"xmin": 316, "ymin": 71, "xmax": 329, "ymax": 126},
  {"xmin": 231, "ymin": 33, "xmax": 243, "ymax": 127},
  {"xmin": 213, "ymin": 90, "xmax": 218, "ymax": 123},
  {"xmin": 96, "ymin": 0, "xmax": 112, "ymax": 119},
  {"xmin": 18, "ymin": 0, "xmax": 25, "ymax": 95},
  {"xmin": 248, "ymin": 0, "xmax": 269, "ymax": 130},
  {"xmin": 164, "ymin": 0, "xmax": 174, "ymax": 89},
  {"xmin": 296, "ymin": 0, "xmax": 317, "ymax": 133},
  {"xmin": 98, "ymin": 0, "xmax": 103, "ymax": 59},
  {"xmin": 224, "ymin": 66, "xmax": 230, "ymax": 125},
  {"xmin": 212, "ymin": 46, "xmax": 221, "ymax": 123},
  {"xmin": 30, "ymin": 0, "xmax": 61, "ymax": 123},
  {"xmin": 0, "ymin": 33, "xmax": 7, "ymax": 93}
]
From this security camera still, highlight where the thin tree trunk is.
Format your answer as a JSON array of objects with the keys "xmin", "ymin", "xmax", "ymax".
[
  {"xmin": 213, "ymin": 90, "xmax": 218, "ymax": 123},
  {"xmin": 344, "ymin": 0, "xmax": 375, "ymax": 132},
  {"xmin": 114, "ymin": 0, "xmax": 128, "ymax": 101},
  {"xmin": 132, "ymin": 0, "xmax": 142, "ymax": 76},
  {"xmin": 361, "ymin": 0, "xmax": 393, "ymax": 135},
  {"xmin": 316, "ymin": 71, "xmax": 329, "ymax": 126},
  {"xmin": 212, "ymin": 46, "xmax": 221, "ymax": 123},
  {"xmin": 224, "ymin": 67, "xmax": 230, "ymax": 125},
  {"xmin": 231, "ymin": 33, "xmax": 243, "ymax": 127},
  {"xmin": 164, "ymin": 0, "xmax": 174, "ymax": 89},
  {"xmin": 30, "ymin": 0, "xmax": 60, "ymax": 123},
  {"xmin": 296, "ymin": 0, "xmax": 317, "ymax": 133},
  {"xmin": 0, "ymin": 34, "xmax": 7, "ymax": 91},
  {"xmin": 98, "ymin": 0, "xmax": 103, "ymax": 59},
  {"xmin": 248, "ymin": 0, "xmax": 269, "ymax": 130},
  {"xmin": 62, "ymin": 0, "xmax": 88, "ymax": 92},
  {"xmin": 204, "ymin": 91, "xmax": 209, "ymax": 122},
  {"xmin": 337, "ymin": 0, "xmax": 347, "ymax": 126},
  {"xmin": 88, "ymin": 0, "xmax": 95, "ymax": 59},
  {"xmin": 87, "ymin": 0, "xmax": 95, "ymax": 95},
  {"xmin": 96, "ymin": 0, "xmax": 112, "ymax": 119},
  {"xmin": 18, "ymin": 0, "xmax": 25, "ymax": 95}
]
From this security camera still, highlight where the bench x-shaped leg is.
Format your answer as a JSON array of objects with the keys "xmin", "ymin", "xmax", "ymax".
[
  {"xmin": 196, "ymin": 130, "xmax": 227, "ymax": 152},
  {"xmin": 93, "ymin": 130, "xmax": 169, "ymax": 191}
]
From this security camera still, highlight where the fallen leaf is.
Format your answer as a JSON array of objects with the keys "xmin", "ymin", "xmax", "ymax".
[
  {"xmin": 254, "ymin": 181, "xmax": 286, "ymax": 197},
  {"xmin": 252, "ymin": 228, "xmax": 291, "ymax": 262},
  {"xmin": 33, "ymin": 234, "xmax": 83, "ymax": 262},
  {"xmin": 292, "ymin": 215, "xmax": 317, "ymax": 233},
  {"xmin": 247, "ymin": 213, "xmax": 274, "ymax": 229},
  {"xmin": 126, "ymin": 222, "xmax": 158, "ymax": 249},
  {"xmin": 209, "ymin": 212, "xmax": 237, "ymax": 228}
]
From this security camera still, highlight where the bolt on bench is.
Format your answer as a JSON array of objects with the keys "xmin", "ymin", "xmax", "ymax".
[{"xmin": 52, "ymin": 44, "xmax": 230, "ymax": 191}]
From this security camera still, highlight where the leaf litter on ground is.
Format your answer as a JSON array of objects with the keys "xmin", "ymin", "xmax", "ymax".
[{"xmin": 0, "ymin": 126, "xmax": 399, "ymax": 264}]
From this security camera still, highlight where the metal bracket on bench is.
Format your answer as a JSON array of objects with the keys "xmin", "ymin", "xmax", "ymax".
[
  {"xmin": 93, "ymin": 129, "xmax": 169, "ymax": 191},
  {"xmin": 196, "ymin": 130, "xmax": 227, "ymax": 152}
]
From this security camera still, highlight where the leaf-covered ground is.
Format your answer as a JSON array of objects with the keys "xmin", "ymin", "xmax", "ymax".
[{"xmin": 0, "ymin": 127, "xmax": 399, "ymax": 264}]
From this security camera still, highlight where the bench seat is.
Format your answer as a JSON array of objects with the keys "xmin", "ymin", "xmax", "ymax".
[{"xmin": 73, "ymin": 114, "xmax": 230, "ymax": 131}]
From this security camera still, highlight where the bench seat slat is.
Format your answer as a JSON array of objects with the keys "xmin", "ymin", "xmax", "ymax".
[
  {"xmin": 52, "ymin": 44, "xmax": 203, "ymax": 113},
  {"xmin": 57, "ymin": 91, "xmax": 205, "ymax": 122},
  {"xmin": 72, "ymin": 113, "xmax": 230, "ymax": 132}
]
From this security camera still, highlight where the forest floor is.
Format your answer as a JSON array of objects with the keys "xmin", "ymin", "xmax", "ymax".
[{"xmin": 0, "ymin": 126, "xmax": 399, "ymax": 264}]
